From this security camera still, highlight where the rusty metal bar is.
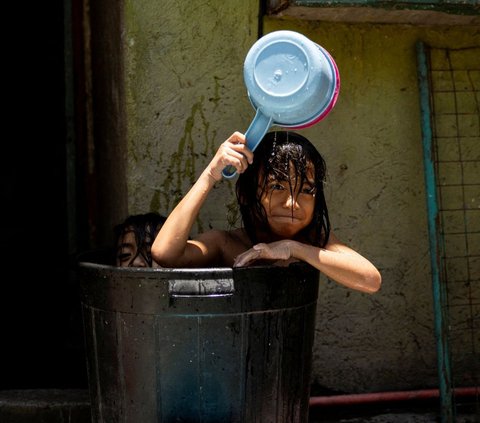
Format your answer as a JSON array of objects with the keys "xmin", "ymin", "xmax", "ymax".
[{"xmin": 416, "ymin": 41, "xmax": 455, "ymax": 423}]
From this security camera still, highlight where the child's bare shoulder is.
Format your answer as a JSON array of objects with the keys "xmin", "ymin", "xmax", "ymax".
[
  {"xmin": 226, "ymin": 228, "xmax": 251, "ymax": 248},
  {"xmin": 204, "ymin": 228, "xmax": 252, "ymax": 267},
  {"xmin": 195, "ymin": 228, "xmax": 249, "ymax": 249}
]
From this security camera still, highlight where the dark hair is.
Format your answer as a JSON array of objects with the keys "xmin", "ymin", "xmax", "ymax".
[
  {"xmin": 235, "ymin": 131, "xmax": 330, "ymax": 247},
  {"xmin": 114, "ymin": 212, "xmax": 167, "ymax": 267}
]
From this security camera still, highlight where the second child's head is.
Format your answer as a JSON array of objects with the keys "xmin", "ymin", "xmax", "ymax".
[
  {"xmin": 114, "ymin": 212, "xmax": 167, "ymax": 267},
  {"xmin": 236, "ymin": 131, "xmax": 330, "ymax": 246}
]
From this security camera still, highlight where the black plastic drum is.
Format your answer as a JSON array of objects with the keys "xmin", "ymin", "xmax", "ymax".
[{"xmin": 77, "ymin": 253, "xmax": 319, "ymax": 423}]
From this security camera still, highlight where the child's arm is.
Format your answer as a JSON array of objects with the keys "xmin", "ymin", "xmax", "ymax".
[
  {"xmin": 151, "ymin": 132, "xmax": 253, "ymax": 267},
  {"xmin": 233, "ymin": 232, "xmax": 381, "ymax": 294}
]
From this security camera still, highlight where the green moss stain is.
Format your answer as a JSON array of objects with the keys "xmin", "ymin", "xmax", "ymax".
[
  {"xmin": 149, "ymin": 189, "xmax": 161, "ymax": 213},
  {"xmin": 153, "ymin": 92, "xmax": 236, "ymax": 231}
]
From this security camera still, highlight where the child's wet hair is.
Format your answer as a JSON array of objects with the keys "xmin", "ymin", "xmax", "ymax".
[
  {"xmin": 236, "ymin": 131, "xmax": 330, "ymax": 246},
  {"xmin": 114, "ymin": 212, "xmax": 167, "ymax": 267}
]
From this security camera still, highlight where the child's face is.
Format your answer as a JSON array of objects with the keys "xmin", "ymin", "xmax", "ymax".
[
  {"xmin": 259, "ymin": 165, "xmax": 316, "ymax": 238},
  {"xmin": 116, "ymin": 228, "xmax": 155, "ymax": 267}
]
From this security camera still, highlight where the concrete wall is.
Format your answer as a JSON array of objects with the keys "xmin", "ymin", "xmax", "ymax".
[
  {"xmin": 123, "ymin": 0, "xmax": 259, "ymax": 232},
  {"xmin": 109, "ymin": 1, "xmax": 479, "ymax": 393},
  {"xmin": 263, "ymin": 19, "xmax": 479, "ymax": 393}
]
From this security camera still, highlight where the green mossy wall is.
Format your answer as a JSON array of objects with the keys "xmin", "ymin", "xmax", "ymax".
[{"xmin": 118, "ymin": 0, "xmax": 479, "ymax": 392}]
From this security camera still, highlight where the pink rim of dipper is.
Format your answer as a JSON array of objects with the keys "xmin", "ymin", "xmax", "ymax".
[{"xmin": 287, "ymin": 47, "xmax": 340, "ymax": 130}]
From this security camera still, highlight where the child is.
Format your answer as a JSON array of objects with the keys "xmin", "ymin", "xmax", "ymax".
[
  {"xmin": 115, "ymin": 212, "xmax": 167, "ymax": 267},
  {"xmin": 151, "ymin": 131, "xmax": 381, "ymax": 293}
]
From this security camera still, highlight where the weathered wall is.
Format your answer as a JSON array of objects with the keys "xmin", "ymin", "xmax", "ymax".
[
  {"xmin": 123, "ymin": 0, "xmax": 259, "ymax": 232},
  {"xmin": 118, "ymin": 0, "xmax": 479, "ymax": 393},
  {"xmin": 262, "ymin": 18, "xmax": 479, "ymax": 393}
]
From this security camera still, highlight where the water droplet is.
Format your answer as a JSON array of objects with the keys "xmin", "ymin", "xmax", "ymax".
[{"xmin": 273, "ymin": 69, "xmax": 282, "ymax": 81}]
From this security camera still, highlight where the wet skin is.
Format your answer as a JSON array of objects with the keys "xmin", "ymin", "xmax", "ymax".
[{"xmin": 260, "ymin": 168, "xmax": 316, "ymax": 239}]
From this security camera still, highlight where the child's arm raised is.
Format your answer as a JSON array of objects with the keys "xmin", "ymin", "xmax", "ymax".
[{"xmin": 151, "ymin": 132, "xmax": 253, "ymax": 268}]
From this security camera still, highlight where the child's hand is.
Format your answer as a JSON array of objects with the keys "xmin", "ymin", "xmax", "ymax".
[
  {"xmin": 207, "ymin": 132, "xmax": 254, "ymax": 181},
  {"xmin": 233, "ymin": 240, "xmax": 294, "ymax": 267}
]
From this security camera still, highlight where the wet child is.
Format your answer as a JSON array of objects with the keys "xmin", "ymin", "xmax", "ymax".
[
  {"xmin": 115, "ymin": 212, "xmax": 167, "ymax": 267},
  {"xmin": 151, "ymin": 131, "xmax": 381, "ymax": 293}
]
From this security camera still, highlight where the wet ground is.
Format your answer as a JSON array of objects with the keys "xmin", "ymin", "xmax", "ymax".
[
  {"xmin": 308, "ymin": 399, "xmax": 479, "ymax": 422},
  {"xmin": 1, "ymin": 389, "xmax": 478, "ymax": 422},
  {"xmin": 311, "ymin": 414, "xmax": 478, "ymax": 422}
]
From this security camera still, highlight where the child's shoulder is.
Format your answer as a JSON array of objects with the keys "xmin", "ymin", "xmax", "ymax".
[
  {"xmin": 206, "ymin": 228, "xmax": 252, "ymax": 267},
  {"xmin": 196, "ymin": 228, "xmax": 249, "ymax": 248},
  {"xmin": 204, "ymin": 227, "xmax": 251, "ymax": 248},
  {"xmin": 226, "ymin": 228, "xmax": 252, "ymax": 248}
]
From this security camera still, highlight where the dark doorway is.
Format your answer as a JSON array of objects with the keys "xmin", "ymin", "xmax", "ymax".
[{"xmin": 1, "ymin": 1, "xmax": 87, "ymax": 388}]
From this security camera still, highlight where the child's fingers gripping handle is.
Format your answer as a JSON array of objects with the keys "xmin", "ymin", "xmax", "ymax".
[{"xmin": 221, "ymin": 110, "xmax": 273, "ymax": 179}]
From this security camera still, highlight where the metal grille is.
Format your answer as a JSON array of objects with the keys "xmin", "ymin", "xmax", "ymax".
[{"xmin": 428, "ymin": 46, "xmax": 480, "ymax": 417}]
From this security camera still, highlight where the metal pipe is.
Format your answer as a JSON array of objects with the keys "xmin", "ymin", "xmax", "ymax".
[
  {"xmin": 416, "ymin": 40, "xmax": 454, "ymax": 423},
  {"xmin": 309, "ymin": 387, "xmax": 479, "ymax": 407}
]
